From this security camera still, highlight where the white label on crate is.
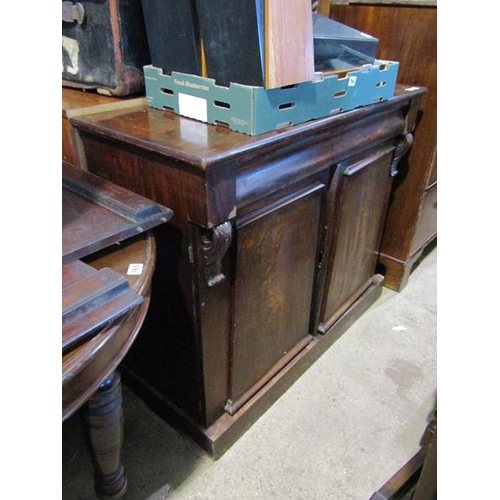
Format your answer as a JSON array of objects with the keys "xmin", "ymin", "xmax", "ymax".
[
  {"xmin": 348, "ymin": 76, "xmax": 357, "ymax": 87},
  {"xmin": 179, "ymin": 93, "xmax": 208, "ymax": 123},
  {"xmin": 127, "ymin": 263, "xmax": 144, "ymax": 276}
]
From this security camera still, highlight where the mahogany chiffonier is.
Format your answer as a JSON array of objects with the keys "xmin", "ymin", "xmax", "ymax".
[{"xmin": 71, "ymin": 85, "xmax": 425, "ymax": 458}]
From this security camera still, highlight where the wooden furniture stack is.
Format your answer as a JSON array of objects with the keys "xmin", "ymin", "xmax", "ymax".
[
  {"xmin": 70, "ymin": 84, "xmax": 425, "ymax": 458},
  {"xmin": 62, "ymin": 163, "xmax": 173, "ymax": 498},
  {"xmin": 319, "ymin": 0, "xmax": 437, "ymax": 290}
]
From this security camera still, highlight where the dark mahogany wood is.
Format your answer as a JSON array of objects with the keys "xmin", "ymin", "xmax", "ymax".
[
  {"xmin": 71, "ymin": 85, "xmax": 425, "ymax": 458},
  {"xmin": 229, "ymin": 180, "xmax": 323, "ymax": 407},
  {"xmin": 325, "ymin": 2, "xmax": 437, "ymax": 290},
  {"xmin": 62, "ymin": 234, "xmax": 156, "ymax": 500},
  {"xmin": 84, "ymin": 371, "xmax": 127, "ymax": 500},
  {"xmin": 62, "ymin": 235, "xmax": 157, "ymax": 420},
  {"xmin": 62, "ymin": 166, "xmax": 173, "ymax": 497},
  {"xmin": 318, "ymin": 145, "xmax": 395, "ymax": 333},
  {"xmin": 62, "ymin": 261, "xmax": 142, "ymax": 355},
  {"xmin": 62, "ymin": 162, "xmax": 173, "ymax": 265}
]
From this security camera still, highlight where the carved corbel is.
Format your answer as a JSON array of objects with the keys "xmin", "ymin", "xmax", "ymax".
[
  {"xmin": 390, "ymin": 133, "xmax": 414, "ymax": 177},
  {"xmin": 201, "ymin": 221, "xmax": 233, "ymax": 287}
]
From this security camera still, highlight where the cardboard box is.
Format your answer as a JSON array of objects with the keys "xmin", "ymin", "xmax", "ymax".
[{"xmin": 144, "ymin": 60, "xmax": 399, "ymax": 136}]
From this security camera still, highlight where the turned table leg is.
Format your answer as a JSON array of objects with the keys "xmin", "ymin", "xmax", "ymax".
[{"xmin": 84, "ymin": 370, "xmax": 127, "ymax": 500}]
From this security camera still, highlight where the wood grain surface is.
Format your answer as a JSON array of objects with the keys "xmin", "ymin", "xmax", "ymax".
[{"xmin": 265, "ymin": 0, "xmax": 315, "ymax": 88}]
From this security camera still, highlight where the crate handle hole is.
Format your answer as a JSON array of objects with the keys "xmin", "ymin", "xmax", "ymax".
[
  {"xmin": 161, "ymin": 87, "xmax": 174, "ymax": 95},
  {"xmin": 333, "ymin": 90, "xmax": 347, "ymax": 98},
  {"xmin": 214, "ymin": 100, "xmax": 231, "ymax": 109},
  {"xmin": 278, "ymin": 102, "xmax": 296, "ymax": 110},
  {"xmin": 376, "ymin": 81, "xmax": 386, "ymax": 88}
]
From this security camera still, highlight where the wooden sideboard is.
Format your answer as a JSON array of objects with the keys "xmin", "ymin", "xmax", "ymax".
[
  {"xmin": 321, "ymin": 0, "xmax": 437, "ymax": 290},
  {"xmin": 71, "ymin": 85, "xmax": 425, "ymax": 458}
]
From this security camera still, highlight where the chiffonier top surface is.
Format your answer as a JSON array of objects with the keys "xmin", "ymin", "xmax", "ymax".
[{"xmin": 71, "ymin": 84, "xmax": 425, "ymax": 171}]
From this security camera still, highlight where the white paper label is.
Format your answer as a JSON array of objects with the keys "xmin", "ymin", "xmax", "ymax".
[
  {"xmin": 179, "ymin": 93, "xmax": 208, "ymax": 123},
  {"xmin": 127, "ymin": 263, "xmax": 144, "ymax": 275},
  {"xmin": 348, "ymin": 76, "xmax": 357, "ymax": 87}
]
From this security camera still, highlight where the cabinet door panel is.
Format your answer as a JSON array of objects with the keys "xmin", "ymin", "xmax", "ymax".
[
  {"xmin": 229, "ymin": 184, "xmax": 323, "ymax": 407},
  {"xmin": 321, "ymin": 149, "xmax": 394, "ymax": 330}
]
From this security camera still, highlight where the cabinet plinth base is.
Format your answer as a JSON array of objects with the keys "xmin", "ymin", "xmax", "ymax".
[
  {"xmin": 122, "ymin": 276, "xmax": 383, "ymax": 459},
  {"xmin": 379, "ymin": 237, "xmax": 436, "ymax": 292}
]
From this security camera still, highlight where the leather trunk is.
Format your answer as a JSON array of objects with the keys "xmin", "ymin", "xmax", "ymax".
[{"xmin": 62, "ymin": 0, "xmax": 150, "ymax": 96}]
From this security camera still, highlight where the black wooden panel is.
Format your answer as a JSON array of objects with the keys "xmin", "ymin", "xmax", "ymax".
[
  {"xmin": 195, "ymin": 0, "xmax": 264, "ymax": 86},
  {"xmin": 141, "ymin": 0, "xmax": 202, "ymax": 76}
]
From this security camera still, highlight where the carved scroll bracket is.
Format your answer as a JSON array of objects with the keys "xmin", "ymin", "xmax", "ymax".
[
  {"xmin": 390, "ymin": 132, "xmax": 414, "ymax": 177},
  {"xmin": 202, "ymin": 221, "xmax": 233, "ymax": 287}
]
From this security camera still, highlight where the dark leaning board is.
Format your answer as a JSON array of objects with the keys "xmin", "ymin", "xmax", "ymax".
[
  {"xmin": 195, "ymin": 0, "xmax": 265, "ymax": 87},
  {"xmin": 141, "ymin": 0, "xmax": 202, "ymax": 76}
]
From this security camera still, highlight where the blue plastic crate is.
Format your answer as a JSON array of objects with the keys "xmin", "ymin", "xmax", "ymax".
[{"xmin": 144, "ymin": 61, "xmax": 399, "ymax": 136}]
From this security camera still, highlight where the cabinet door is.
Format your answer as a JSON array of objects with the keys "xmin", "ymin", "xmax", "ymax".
[
  {"xmin": 319, "ymin": 147, "xmax": 394, "ymax": 333},
  {"xmin": 226, "ymin": 181, "xmax": 325, "ymax": 412}
]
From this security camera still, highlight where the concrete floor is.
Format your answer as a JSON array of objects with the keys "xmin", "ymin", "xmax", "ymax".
[{"xmin": 62, "ymin": 245, "xmax": 437, "ymax": 500}]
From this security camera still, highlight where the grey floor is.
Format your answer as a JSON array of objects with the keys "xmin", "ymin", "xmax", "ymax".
[{"xmin": 62, "ymin": 245, "xmax": 437, "ymax": 500}]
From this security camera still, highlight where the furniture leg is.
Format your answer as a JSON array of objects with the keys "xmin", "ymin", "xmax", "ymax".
[{"xmin": 84, "ymin": 370, "xmax": 127, "ymax": 500}]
